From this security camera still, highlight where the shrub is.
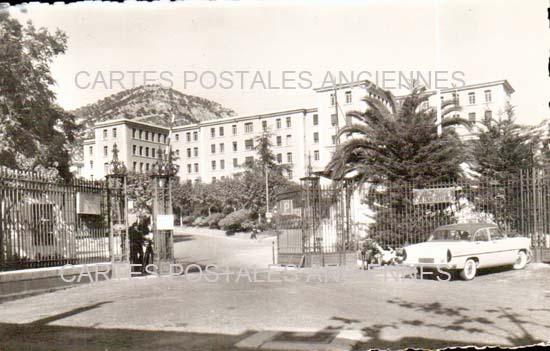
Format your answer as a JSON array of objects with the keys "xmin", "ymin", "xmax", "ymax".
[
  {"xmin": 205, "ymin": 213, "xmax": 225, "ymax": 229},
  {"xmin": 241, "ymin": 219, "xmax": 255, "ymax": 232},
  {"xmin": 192, "ymin": 216, "xmax": 208, "ymax": 227},
  {"xmin": 181, "ymin": 215, "xmax": 195, "ymax": 226},
  {"xmin": 218, "ymin": 209, "xmax": 252, "ymax": 233}
]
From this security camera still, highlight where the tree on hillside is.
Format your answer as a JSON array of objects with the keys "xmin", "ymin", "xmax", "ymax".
[
  {"xmin": 325, "ymin": 84, "xmax": 469, "ymax": 245},
  {"xmin": 0, "ymin": 12, "xmax": 77, "ymax": 179}
]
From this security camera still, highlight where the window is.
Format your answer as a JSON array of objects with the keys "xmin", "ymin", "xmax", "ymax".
[
  {"xmin": 103, "ymin": 146, "xmax": 108, "ymax": 157},
  {"xmin": 313, "ymin": 132, "xmax": 319, "ymax": 143},
  {"xmin": 277, "ymin": 153, "xmax": 282, "ymax": 163},
  {"xmin": 286, "ymin": 134, "xmax": 292, "ymax": 145},
  {"xmin": 193, "ymin": 147, "xmax": 198, "ymax": 157},
  {"xmin": 286, "ymin": 117, "xmax": 291, "ymax": 128},
  {"xmin": 313, "ymin": 114, "xmax": 319, "ymax": 126},
  {"xmin": 186, "ymin": 132, "xmax": 191, "ymax": 142},
  {"xmin": 287, "ymin": 152, "xmax": 293, "ymax": 164},
  {"xmin": 452, "ymin": 92, "xmax": 460, "ymax": 105},
  {"xmin": 140, "ymin": 163, "xmax": 144, "ymax": 172},
  {"xmin": 152, "ymin": 148, "xmax": 156, "ymax": 158},
  {"xmin": 474, "ymin": 229, "xmax": 489, "ymax": 242},
  {"xmin": 157, "ymin": 133, "xmax": 161, "ymax": 143},
  {"xmin": 145, "ymin": 147, "xmax": 149, "ymax": 157},
  {"xmin": 331, "ymin": 114, "xmax": 337, "ymax": 126},
  {"xmin": 133, "ymin": 162, "xmax": 137, "ymax": 172},
  {"xmin": 112, "ymin": 128, "xmax": 117, "ymax": 138},
  {"xmin": 484, "ymin": 110, "xmax": 492, "ymax": 120},
  {"xmin": 232, "ymin": 141, "xmax": 238, "ymax": 152},
  {"xmin": 220, "ymin": 160, "xmax": 225, "ymax": 170},
  {"xmin": 219, "ymin": 126, "xmax": 224, "ymax": 136},
  {"xmin": 139, "ymin": 130, "xmax": 143, "ymax": 140},
  {"xmin": 488, "ymin": 227, "xmax": 505, "ymax": 240},
  {"xmin": 245, "ymin": 156, "xmax": 254, "ymax": 165},
  {"xmin": 103, "ymin": 129, "xmax": 108, "ymax": 139},
  {"xmin": 314, "ymin": 150, "xmax": 320, "ymax": 161},
  {"xmin": 89, "ymin": 161, "xmax": 93, "ymax": 169},
  {"xmin": 132, "ymin": 128, "xmax": 137, "ymax": 139},
  {"xmin": 194, "ymin": 163, "xmax": 199, "ymax": 172},
  {"xmin": 262, "ymin": 120, "xmax": 267, "ymax": 131},
  {"xmin": 345, "ymin": 91, "xmax": 352, "ymax": 104},
  {"xmin": 104, "ymin": 162, "xmax": 109, "ymax": 173},
  {"xmin": 220, "ymin": 143, "xmax": 225, "ymax": 153},
  {"xmin": 233, "ymin": 158, "xmax": 238, "ymax": 167},
  {"xmin": 276, "ymin": 136, "xmax": 282, "ymax": 146},
  {"xmin": 330, "ymin": 93, "xmax": 335, "ymax": 106},
  {"xmin": 187, "ymin": 148, "xmax": 192, "ymax": 158},
  {"xmin": 163, "ymin": 135, "xmax": 167, "ymax": 143},
  {"xmin": 276, "ymin": 119, "xmax": 282, "ymax": 129},
  {"xmin": 145, "ymin": 163, "xmax": 150, "ymax": 171},
  {"xmin": 175, "ymin": 149, "xmax": 180, "ymax": 157},
  {"xmin": 193, "ymin": 131, "xmax": 198, "ymax": 141},
  {"xmin": 468, "ymin": 112, "xmax": 476, "ymax": 123},
  {"xmin": 211, "ymin": 144, "xmax": 216, "ymax": 154},
  {"xmin": 211, "ymin": 127, "xmax": 216, "ymax": 138},
  {"xmin": 89, "ymin": 146, "xmax": 93, "ymax": 155},
  {"xmin": 211, "ymin": 160, "xmax": 216, "ymax": 170},
  {"xmin": 245, "ymin": 139, "xmax": 254, "ymax": 151},
  {"xmin": 133, "ymin": 145, "xmax": 137, "ymax": 155},
  {"xmin": 332, "ymin": 135, "xmax": 337, "ymax": 145},
  {"xmin": 287, "ymin": 170, "xmax": 293, "ymax": 180},
  {"xmin": 175, "ymin": 133, "xmax": 179, "ymax": 141},
  {"xmin": 484, "ymin": 90, "xmax": 492, "ymax": 103},
  {"xmin": 139, "ymin": 146, "xmax": 143, "ymax": 156},
  {"xmin": 468, "ymin": 92, "xmax": 475, "ymax": 105},
  {"xmin": 232, "ymin": 124, "xmax": 237, "ymax": 135},
  {"xmin": 146, "ymin": 131, "xmax": 150, "ymax": 141},
  {"xmin": 245, "ymin": 122, "xmax": 253, "ymax": 133},
  {"xmin": 187, "ymin": 164, "xmax": 192, "ymax": 174}
]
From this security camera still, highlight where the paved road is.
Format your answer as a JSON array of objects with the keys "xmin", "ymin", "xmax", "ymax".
[{"xmin": 1, "ymin": 228, "xmax": 549, "ymax": 350}]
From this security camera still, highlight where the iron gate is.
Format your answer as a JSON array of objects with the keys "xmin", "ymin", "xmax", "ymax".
[{"xmin": 0, "ymin": 167, "xmax": 124, "ymax": 271}]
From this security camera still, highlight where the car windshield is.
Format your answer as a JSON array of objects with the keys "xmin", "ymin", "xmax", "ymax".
[{"xmin": 428, "ymin": 229, "xmax": 472, "ymax": 241}]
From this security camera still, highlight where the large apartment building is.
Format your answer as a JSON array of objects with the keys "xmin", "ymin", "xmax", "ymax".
[{"xmin": 81, "ymin": 79, "xmax": 514, "ymax": 182}]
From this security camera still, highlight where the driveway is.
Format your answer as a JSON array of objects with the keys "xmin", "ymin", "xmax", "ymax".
[{"xmin": 0, "ymin": 254, "xmax": 549, "ymax": 350}]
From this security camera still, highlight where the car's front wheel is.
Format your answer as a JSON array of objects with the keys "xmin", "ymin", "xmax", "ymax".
[
  {"xmin": 460, "ymin": 259, "xmax": 477, "ymax": 280},
  {"xmin": 513, "ymin": 250, "xmax": 528, "ymax": 270}
]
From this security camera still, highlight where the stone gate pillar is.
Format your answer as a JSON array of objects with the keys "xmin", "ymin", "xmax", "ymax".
[{"xmin": 150, "ymin": 148, "xmax": 178, "ymax": 273}]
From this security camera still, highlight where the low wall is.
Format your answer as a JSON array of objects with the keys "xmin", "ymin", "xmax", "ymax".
[
  {"xmin": 278, "ymin": 252, "xmax": 357, "ymax": 267},
  {"xmin": 0, "ymin": 262, "xmax": 112, "ymax": 302}
]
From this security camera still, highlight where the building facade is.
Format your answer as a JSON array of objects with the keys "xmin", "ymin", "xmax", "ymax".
[{"xmin": 82, "ymin": 79, "xmax": 514, "ymax": 182}]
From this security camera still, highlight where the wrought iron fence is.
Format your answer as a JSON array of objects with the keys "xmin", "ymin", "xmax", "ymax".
[
  {"xmin": 274, "ymin": 170, "xmax": 550, "ymax": 264},
  {"xmin": 0, "ymin": 167, "xmax": 122, "ymax": 271}
]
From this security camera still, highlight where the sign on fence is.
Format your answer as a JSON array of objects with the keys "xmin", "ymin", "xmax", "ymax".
[
  {"xmin": 157, "ymin": 214, "xmax": 175, "ymax": 230},
  {"xmin": 76, "ymin": 192, "xmax": 102, "ymax": 215},
  {"xmin": 413, "ymin": 187, "xmax": 456, "ymax": 205}
]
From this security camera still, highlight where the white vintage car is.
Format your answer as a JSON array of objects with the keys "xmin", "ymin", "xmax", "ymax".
[{"xmin": 401, "ymin": 223, "xmax": 532, "ymax": 280}]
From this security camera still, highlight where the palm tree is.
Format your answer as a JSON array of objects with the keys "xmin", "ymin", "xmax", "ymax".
[
  {"xmin": 326, "ymin": 85, "xmax": 470, "ymax": 187},
  {"xmin": 325, "ymin": 83, "xmax": 470, "ymax": 246}
]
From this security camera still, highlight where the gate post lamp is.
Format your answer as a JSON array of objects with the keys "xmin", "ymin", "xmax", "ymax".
[
  {"xmin": 149, "ymin": 147, "xmax": 179, "ymax": 272},
  {"xmin": 106, "ymin": 143, "xmax": 129, "ymax": 263}
]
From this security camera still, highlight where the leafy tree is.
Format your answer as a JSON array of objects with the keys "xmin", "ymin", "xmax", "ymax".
[
  {"xmin": 470, "ymin": 103, "xmax": 537, "ymax": 228},
  {"xmin": 325, "ymin": 84, "xmax": 469, "ymax": 245},
  {"xmin": 471, "ymin": 103, "xmax": 536, "ymax": 181},
  {"xmin": 0, "ymin": 12, "xmax": 77, "ymax": 179}
]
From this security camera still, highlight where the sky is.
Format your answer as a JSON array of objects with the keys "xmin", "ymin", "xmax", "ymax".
[{"xmin": 8, "ymin": 0, "xmax": 550, "ymax": 125}]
